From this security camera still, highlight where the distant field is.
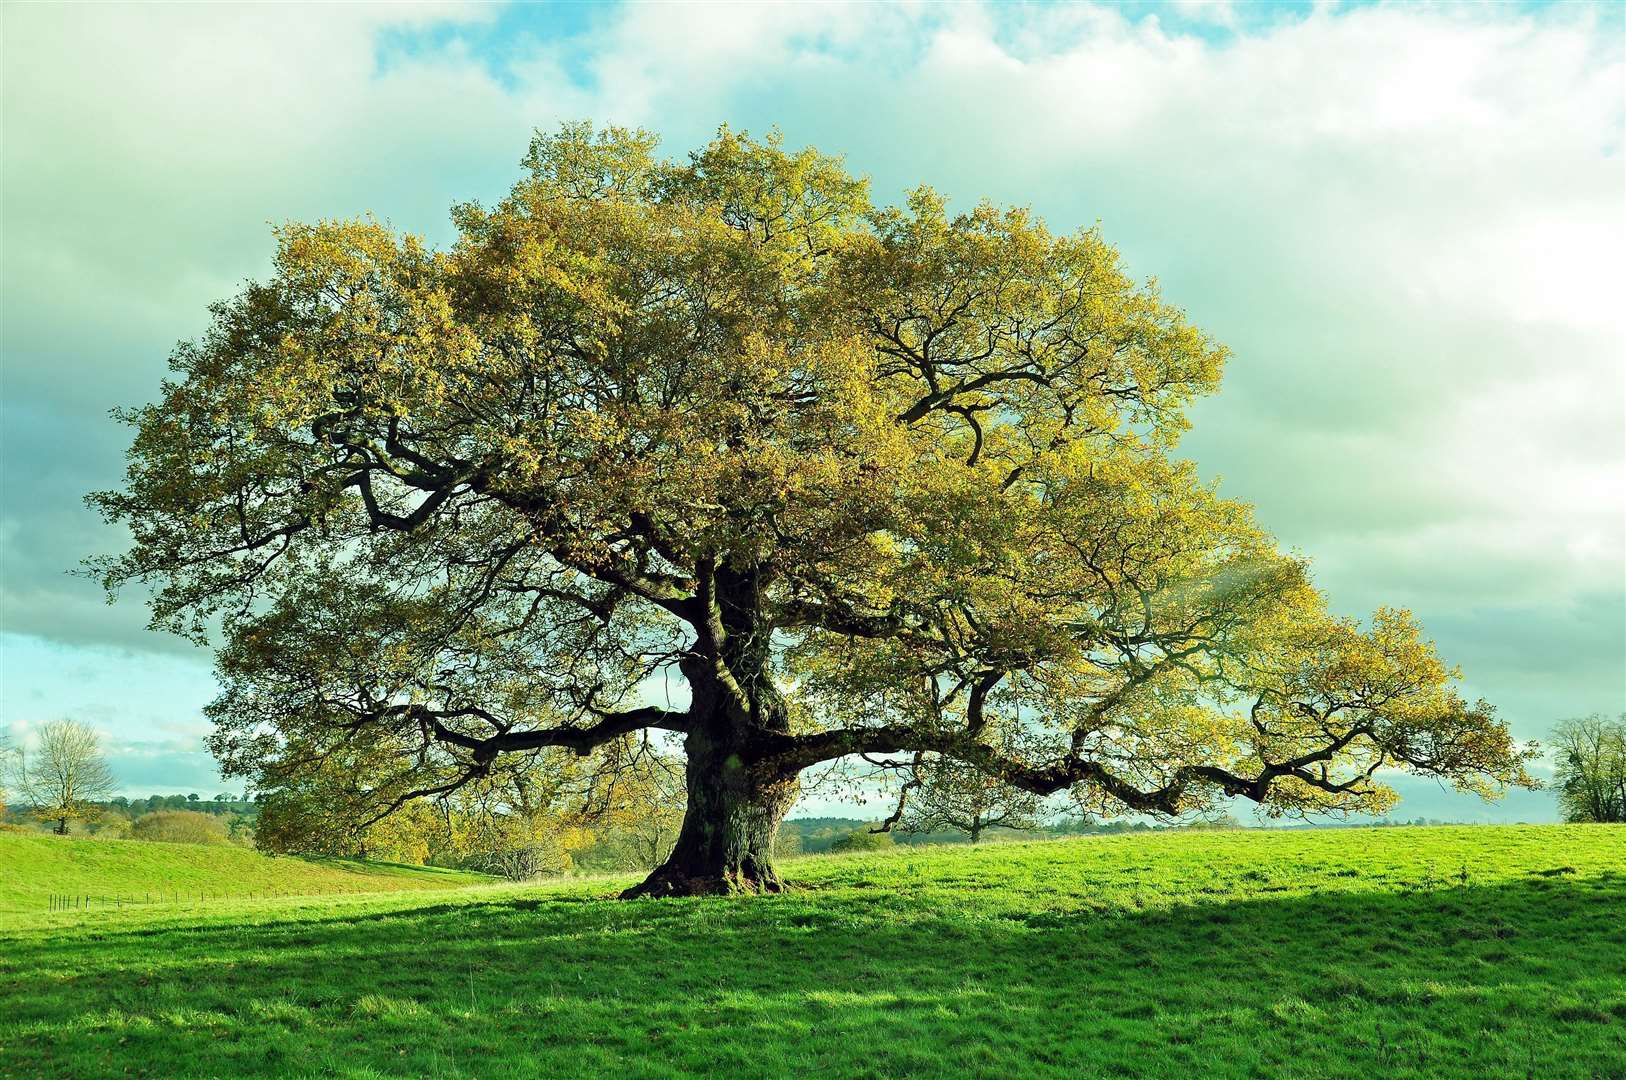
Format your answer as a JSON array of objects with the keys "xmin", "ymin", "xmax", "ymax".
[
  {"xmin": 0, "ymin": 832, "xmax": 489, "ymax": 914},
  {"xmin": 1, "ymin": 825, "xmax": 1622, "ymax": 1078}
]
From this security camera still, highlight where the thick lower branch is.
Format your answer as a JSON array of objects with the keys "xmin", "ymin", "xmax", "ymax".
[
  {"xmin": 767, "ymin": 725, "xmax": 1385, "ymax": 815},
  {"xmin": 410, "ymin": 704, "xmax": 690, "ymax": 758},
  {"xmin": 352, "ymin": 704, "xmax": 692, "ymax": 828}
]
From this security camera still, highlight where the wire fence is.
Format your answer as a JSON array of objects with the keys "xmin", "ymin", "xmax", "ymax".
[{"xmin": 43, "ymin": 888, "xmax": 378, "ymax": 913}]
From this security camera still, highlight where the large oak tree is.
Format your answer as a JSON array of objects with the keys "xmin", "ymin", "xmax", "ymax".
[{"xmin": 92, "ymin": 125, "xmax": 1534, "ymax": 896}]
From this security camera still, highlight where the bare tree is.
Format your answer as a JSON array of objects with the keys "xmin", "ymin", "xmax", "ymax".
[
  {"xmin": 1551, "ymin": 714, "xmax": 1626, "ymax": 823},
  {"xmin": 14, "ymin": 719, "xmax": 118, "ymax": 834}
]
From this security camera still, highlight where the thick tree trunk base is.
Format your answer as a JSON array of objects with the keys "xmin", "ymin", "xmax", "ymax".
[
  {"xmin": 619, "ymin": 859, "xmax": 785, "ymax": 899},
  {"xmin": 618, "ymin": 728, "xmax": 799, "ymax": 900}
]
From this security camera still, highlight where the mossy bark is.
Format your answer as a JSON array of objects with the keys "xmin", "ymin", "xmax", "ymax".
[
  {"xmin": 622, "ymin": 566, "xmax": 801, "ymax": 899},
  {"xmin": 621, "ymin": 728, "xmax": 799, "ymax": 899}
]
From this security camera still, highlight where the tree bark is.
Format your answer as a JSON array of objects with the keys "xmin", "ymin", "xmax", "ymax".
[
  {"xmin": 621, "ymin": 726, "xmax": 798, "ymax": 898},
  {"xmin": 621, "ymin": 563, "xmax": 804, "ymax": 899}
]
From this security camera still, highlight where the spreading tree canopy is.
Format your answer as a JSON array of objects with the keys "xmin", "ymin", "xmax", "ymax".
[{"xmin": 92, "ymin": 124, "xmax": 1535, "ymax": 896}]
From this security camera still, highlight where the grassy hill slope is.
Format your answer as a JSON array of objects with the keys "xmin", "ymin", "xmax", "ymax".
[
  {"xmin": 2, "ymin": 825, "xmax": 1622, "ymax": 1078},
  {"xmin": 0, "ymin": 832, "xmax": 487, "ymax": 913}
]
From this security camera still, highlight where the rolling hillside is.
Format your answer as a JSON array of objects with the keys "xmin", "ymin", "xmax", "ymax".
[
  {"xmin": 1, "ymin": 825, "xmax": 1622, "ymax": 1078},
  {"xmin": 0, "ymin": 832, "xmax": 488, "ymax": 914}
]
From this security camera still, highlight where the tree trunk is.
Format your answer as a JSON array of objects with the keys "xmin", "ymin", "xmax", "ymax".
[
  {"xmin": 56, "ymin": 816, "xmax": 68, "ymax": 836},
  {"xmin": 969, "ymin": 823, "xmax": 983, "ymax": 844},
  {"xmin": 621, "ymin": 563, "xmax": 801, "ymax": 899},
  {"xmin": 621, "ymin": 728, "xmax": 798, "ymax": 899}
]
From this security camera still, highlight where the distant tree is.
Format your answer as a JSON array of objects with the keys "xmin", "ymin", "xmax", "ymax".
[
  {"xmin": 830, "ymin": 829, "xmax": 894, "ymax": 853},
  {"xmin": 597, "ymin": 759, "xmax": 687, "ymax": 871},
  {"xmin": 225, "ymin": 814, "xmax": 255, "ymax": 845},
  {"xmin": 91, "ymin": 123, "xmax": 1538, "ymax": 897},
  {"xmin": 13, "ymin": 720, "xmax": 118, "ymax": 834},
  {"xmin": 253, "ymin": 765, "xmax": 445, "ymax": 863},
  {"xmin": 88, "ymin": 812, "xmax": 134, "ymax": 840},
  {"xmin": 773, "ymin": 831, "xmax": 803, "ymax": 859},
  {"xmin": 1550, "ymin": 714, "xmax": 1626, "ymax": 824},
  {"xmin": 450, "ymin": 748, "xmax": 686, "ymax": 877},
  {"xmin": 132, "ymin": 809, "xmax": 229, "ymax": 844},
  {"xmin": 1048, "ymin": 815, "xmax": 1098, "ymax": 836},
  {"xmin": 882, "ymin": 741, "xmax": 1045, "ymax": 843},
  {"xmin": 1184, "ymin": 814, "xmax": 1244, "ymax": 830},
  {"xmin": 452, "ymin": 807, "xmax": 584, "ymax": 880}
]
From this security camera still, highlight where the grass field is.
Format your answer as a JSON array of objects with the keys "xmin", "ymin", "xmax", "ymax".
[
  {"xmin": 0, "ymin": 832, "xmax": 489, "ymax": 914},
  {"xmin": 1, "ymin": 825, "xmax": 1622, "ymax": 1078}
]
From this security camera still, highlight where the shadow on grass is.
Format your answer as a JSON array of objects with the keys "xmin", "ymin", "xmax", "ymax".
[{"xmin": 2, "ymin": 874, "xmax": 1623, "ymax": 1079}]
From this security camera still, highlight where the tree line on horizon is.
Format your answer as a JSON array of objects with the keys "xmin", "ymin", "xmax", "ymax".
[{"xmin": 2, "ymin": 711, "xmax": 1619, "ymax": 877}]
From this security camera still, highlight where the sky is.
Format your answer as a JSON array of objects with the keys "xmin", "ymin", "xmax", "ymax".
[{"xmin": 2, "ymin": 1, "xmax": 1621, "ymax": 821}]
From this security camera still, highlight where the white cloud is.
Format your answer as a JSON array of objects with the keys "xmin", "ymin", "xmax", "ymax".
[{"xmin": 2, "ymin": 1, "xmax": 1621, "ymax": 807}]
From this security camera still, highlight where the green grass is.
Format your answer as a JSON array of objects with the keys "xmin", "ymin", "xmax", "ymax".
[
  {"xmin": 2, "ymin": 825, "xmax": 1623, "ymax": 1078},
  {"xmin": 0, "ymin": 832, "xmax": 488, "ymax": 914}
]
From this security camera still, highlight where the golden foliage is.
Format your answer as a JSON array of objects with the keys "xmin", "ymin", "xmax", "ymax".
[{"xmin": 90, "ymin": 124, "xmax": 1534, "ymax": 845}]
